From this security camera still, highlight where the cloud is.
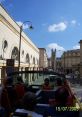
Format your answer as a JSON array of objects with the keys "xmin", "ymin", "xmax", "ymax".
[
  {"xmin": 46, "ymin": 43, "xmax": 65, "ymax": 57},
  {"xmin": 16, "ymin": 21, "xmax": 22, "ymax": 26},
  {"xmin": 73, "ymin": 44, "xmax": 80, "ymax": 49},
  {"xmin": 48, "ymin": 22, "xmax": 67, "ymax": 32},
  {"xmin": 71, "ymin": 20, "xmax": 80, "ymax": 26},
  {"xmin": 48, "ymin": 19, "xmax": 80, "ymax": 32},
  {"xmin": 16, "ymin": 21, "xmax": 29, "ymax": 29},
  {"xmin": 47, "ymin": 43, "xmax": 65, "ymax": 51},
  {"xmin": 71, "ymin": 20, "xmax": 76, "ymax": 25}
]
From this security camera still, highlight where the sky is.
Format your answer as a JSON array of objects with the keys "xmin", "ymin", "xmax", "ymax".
[{"xmin": 0, "ymin": 0, "xmax": 82, "ymax": 57}]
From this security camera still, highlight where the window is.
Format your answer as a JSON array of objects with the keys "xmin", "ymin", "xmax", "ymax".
[
  {"xmin": 26, "ymin": 53, "xmax": 30, "ymax": 63},
  {"xmin": 11, "ymin": 47, "xmax": 19, "ymax": 60},
  {"xmin": 2, "ymin": 40, "xmax": 8, "ymax": 52},
  {"xmin": 31, "ymin": 55, "xmax": 32, "ymax": 58},
  {"xmin": 36, "ymin": 59, "xmax": 39, "ymax": 65},
  {"xmin": 22, "ymin": 50, "xmax": 24, "ymax": 57},
  {"xmin": 33, "ymin": 57, "xmax": 35, "ymax": 64}
]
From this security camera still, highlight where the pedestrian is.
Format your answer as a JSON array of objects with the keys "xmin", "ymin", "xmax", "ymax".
[
  {"xmin": 49, "ymin": 78, "xmax": 69, "ymax": 107},
  {"xmin": 42, "ymin": 78, "xmax": 51, "ymax": 90}
]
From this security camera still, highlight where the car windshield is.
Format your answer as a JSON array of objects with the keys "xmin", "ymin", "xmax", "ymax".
[
  {"xmin": 9, "ymin": 71, "xmax": 64, "ymax": 84},
  {"xmin": 1, "ymin": 1, "xmax": 82, "ymax": 116},
  {"xmin": 8, "ymin": 70, "xmax": 82, "ymax": 105}
]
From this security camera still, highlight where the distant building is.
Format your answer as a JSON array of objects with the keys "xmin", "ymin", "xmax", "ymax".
[
  {"xmin": 47, "ymin": 57, "xmax": 52, "ymax": 68},
  {"xmin": 51, "ymin": 49, "xmax": 56, "ymax": 71},
  {"xmin": 61, "ymin": 49, "xmax": 80, "ymax": 73},
  {"xmin": 38, "ymin": 48, "xmax": 48, "ymax": 68},
  {"xmin": 47, "ymin": 49, "xmax": 56, "ymax": 71},
  {"xmin": 56, "ymin": 57, "xmax": 62, "ymax": 72}
]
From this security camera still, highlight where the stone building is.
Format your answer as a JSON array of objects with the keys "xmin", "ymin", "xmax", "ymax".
[
  {"xmin": 0, "ymin": 5, "xmax": 39, "ymax": 84},
  {"xmin": 51, "ymin": 49, "xmax": 56, "ymax": 71},
  {"xmin": 38, "ymin": 48, "xmax": 48, "ymax": 68},
  {"xmin": 47, "ymin": 49, "xmax": 56, "ymax": 71},
  {"xmin": 47, "ymin": 58, "xmax": 52, "ymax": 68},
  {"xmin": 61, "ymin": 49, "xmax": 80, "ymax": 73},
  {"xmin": 56, "ymin": 57, "xmax": 62, "ymax": 72}
]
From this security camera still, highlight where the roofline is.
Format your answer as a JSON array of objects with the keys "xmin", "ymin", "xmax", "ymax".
[
  {"xmin": 38, "ymin": 48, "xmax": 46, "ymax": 51},
  {"xmin": 0, "ymin": 4, "xmax": 21, "ymax": 29},
  {"xmin": 0, "ymin": 4, "xmax": 39, "ymax": 52}
]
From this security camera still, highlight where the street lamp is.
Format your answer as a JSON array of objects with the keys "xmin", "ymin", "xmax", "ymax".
[{"xmin": 18, "ymin": 21, "xmax": 33, "ymax": 70}]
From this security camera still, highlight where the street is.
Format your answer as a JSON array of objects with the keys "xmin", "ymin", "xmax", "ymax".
[{"xmin": 72, "ymin": 84, "xmax": 82, "ymax": 103}]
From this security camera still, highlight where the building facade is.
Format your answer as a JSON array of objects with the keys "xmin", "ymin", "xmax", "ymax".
[
  {"xmin": 39, "ymin": 48, "xmax": 48, "ymax": 68},
  {"xmin": 56, "ymin": 57, "xmax": 62, "ymax": 72},
  {"xmin": 61, "ymin": 49, "xmax": 80, "ymax": 73},
  {"xmin": 51, "ymin": 49, "xmax": 56, "ymax": 71},
  {"xmin": 0, "ymin": 5, "xmax": 39, "ymax": 84},
  {"xmin": 47, "ymin": 49, "xmax": 56, "ymax": 71},
  {"xmin": 47, "ymin": 58, "xmax": 52, "ymax": 68}
]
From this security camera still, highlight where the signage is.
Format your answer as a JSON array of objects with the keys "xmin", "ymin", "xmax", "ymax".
[
  {"xmin": 6, "ymin": 59, "xmax": 14, "ymax": 67},
  {"xmin": 6, "ymin": 59, "xmax": 14, "ymax": 76}
]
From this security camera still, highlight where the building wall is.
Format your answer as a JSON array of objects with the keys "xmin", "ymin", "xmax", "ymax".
[
  {"xmin": 0, "ymin": 5, "xmax": 39, "ymax": 83},
  {"xmin": 61, "ymin": 49, "xmax": 80, "ymax": 73},
  {"xmin": 48, "ymin": 58, "xmax": 51, "ymax": 68},
  {"xmin": 39, "ymin": 48, "xmax": 48, "ymax": 68},
  {"xmin": 56, "ymin": 58, "xmax": 62, "ymax": 72},
  {"xmin": 51, "ymin": 49, "xmax": 56, "ymax": 70},
  {"xmin": 39, "ymin": 49, "xmax": 44, "ymax": 67},
  {"xmin": 44, "ymin": 51, "xmax": 48, "ymax": 67}
]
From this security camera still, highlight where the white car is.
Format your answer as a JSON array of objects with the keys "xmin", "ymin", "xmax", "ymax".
[{"xmin": 66, "ymin": 74, "xmax": 72, "ymax": 79}]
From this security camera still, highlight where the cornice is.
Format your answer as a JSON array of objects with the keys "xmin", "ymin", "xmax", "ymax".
[{"xmin": 0, "ymin": 14, "xmax": 39, "ymax": 53}]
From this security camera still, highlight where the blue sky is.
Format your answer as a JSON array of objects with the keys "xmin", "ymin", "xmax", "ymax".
[{"xmin": 1, "ymin": 0, "xmax": 82, "ymax": 57}]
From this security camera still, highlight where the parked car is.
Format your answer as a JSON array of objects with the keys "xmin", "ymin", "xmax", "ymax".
[
  {"xmin": 66, "ymin": 75, "xmax": 71, "ymax": 79},
  {"xmin": 66, "ymin": 73, "xmax": 73, "ymax": 79}
]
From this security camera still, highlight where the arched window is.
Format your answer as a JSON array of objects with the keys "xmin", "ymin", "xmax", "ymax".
[
  {"xmin": 26, "ymin": 53, "xmax": 30, "ymax": 63},
  {"xmin": 11, "ymin": 47, "xmax": 19, "ymax": 60},
  {"xmin": 2, "ymin": 40, "xmax": 8, "ymax": 52},
  {"xmin": 22, "ymin": 50, "xmax": 24, "ymax": 57},
  {"xmin": 37, "ymin": 59, "xmax": 39, "ymax": 65},
  {"xmin": 33, "ymin": 57, "xmax": 35, "ymax": 64},
  {"xmin": 31, "ymin": 55, "xmax": 32, "ymax": 58}
]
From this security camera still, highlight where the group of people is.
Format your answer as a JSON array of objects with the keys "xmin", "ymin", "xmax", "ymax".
[
  {"xmin": 0, "ymin": 75, "xmax": 76, "ymax": 117},
  {"xmin": 42, "ymin": 77, "xmax": 76, "ymax": 107},
  {"xmin": 0, "ymin": 76, "xmax": 25, "ymax": 116},
  {"xmin": 0, "ymin": 76, "xmax": 43, "ymax": 117}
]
